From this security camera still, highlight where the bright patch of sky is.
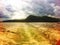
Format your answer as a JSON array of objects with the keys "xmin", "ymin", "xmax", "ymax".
[{"xmin": 0, "ymin": 0, "xmax": 33, "ymax": 20}]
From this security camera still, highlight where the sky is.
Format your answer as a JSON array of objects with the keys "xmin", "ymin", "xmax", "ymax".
[{"xmin": 0, "ymin": 0, "xmax": 60, "ymax": 20}]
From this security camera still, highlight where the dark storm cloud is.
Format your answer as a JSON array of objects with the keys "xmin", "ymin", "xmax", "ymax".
[
  {"xmin": 48, "ymin": 0, "xmax": 55, "ymax": 3},
  {"xmin": 31, "ymin": 0, "xmax": 55, "ymax": 16},
  {"xmin": 0, "ymin": 11, "xmax": 9, "ymax": 18}
]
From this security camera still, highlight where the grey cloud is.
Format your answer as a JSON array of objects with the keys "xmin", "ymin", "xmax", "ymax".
[{"xmin": 30, "ymin": 0, "xmax": 55, "ymax": 16}]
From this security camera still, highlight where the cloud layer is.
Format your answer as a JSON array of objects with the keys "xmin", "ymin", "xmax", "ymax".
[{"xmin": 0, "ymin": 0, "xmax": 60, "ymax": 20}]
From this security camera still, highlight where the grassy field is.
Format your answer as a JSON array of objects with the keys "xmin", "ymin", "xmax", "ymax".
[{"xmin": 0, "ymin": 22, "xmax": 60, "ymax": 45}]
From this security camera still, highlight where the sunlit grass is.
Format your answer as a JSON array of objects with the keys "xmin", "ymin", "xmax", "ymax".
[{"xmin": 0, "ymin": 22, "xmax": 60, "ymax": 45}]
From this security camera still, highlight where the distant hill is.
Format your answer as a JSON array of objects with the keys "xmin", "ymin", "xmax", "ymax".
[{"xmin": 3, "ymin": 15, "xmax": 60, "ymax": 22}]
